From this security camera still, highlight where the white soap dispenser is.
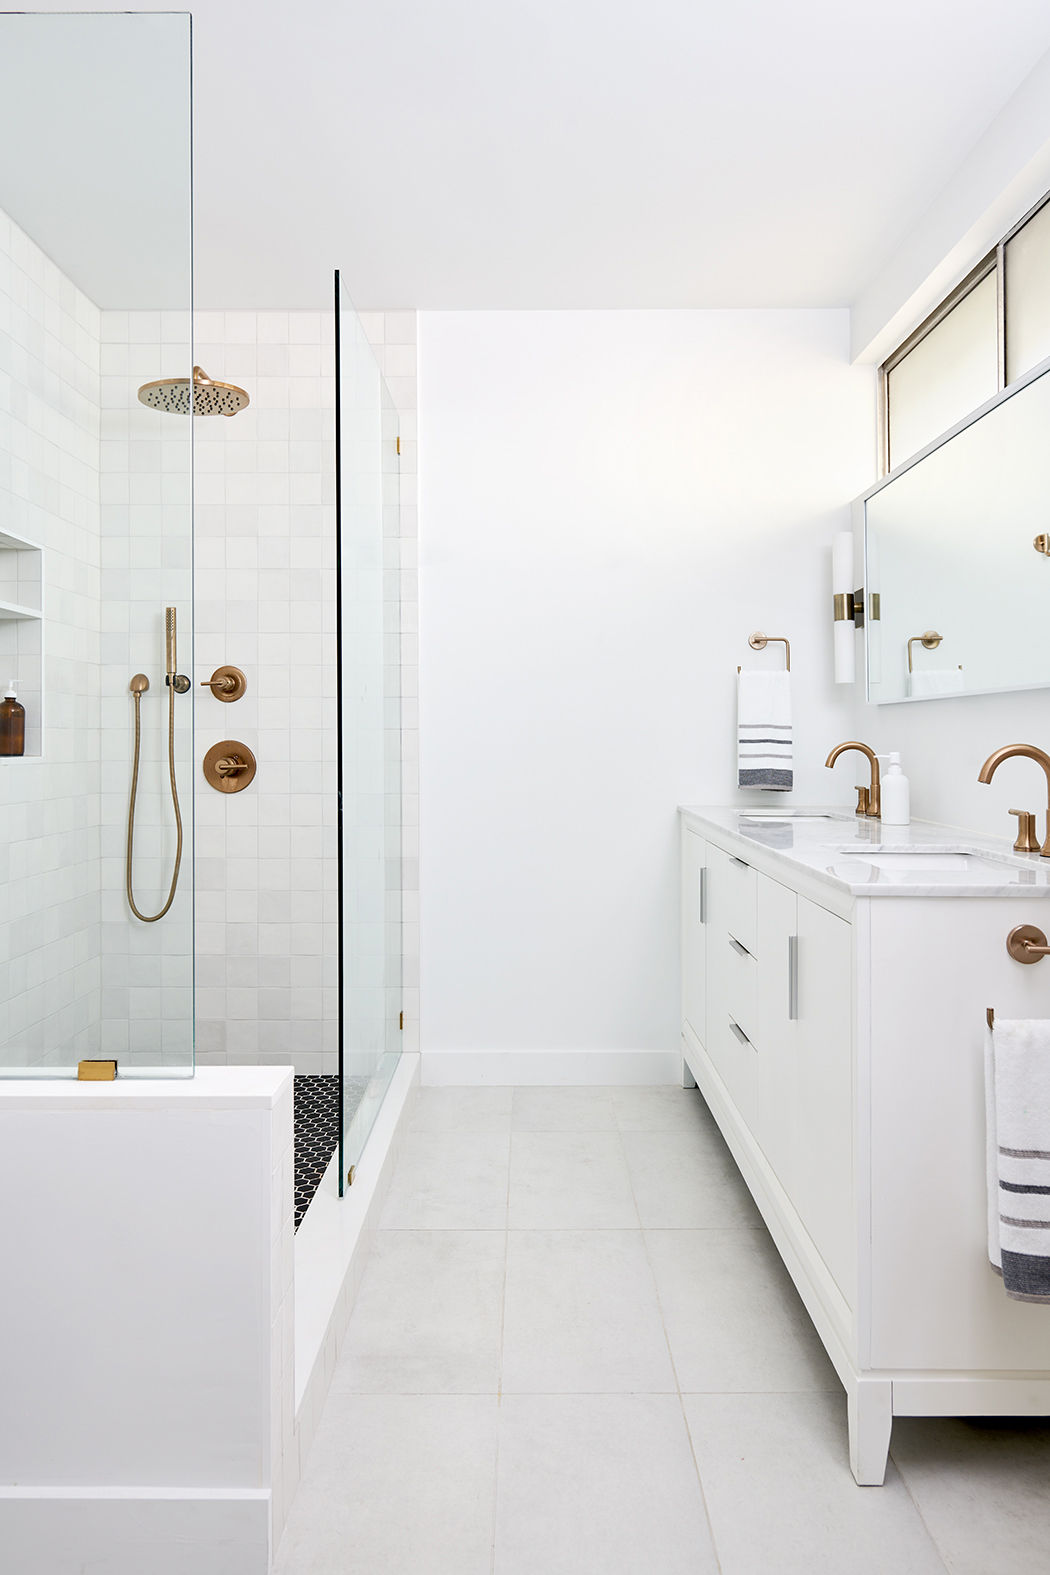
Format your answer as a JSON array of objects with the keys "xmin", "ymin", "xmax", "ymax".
[{"xmin": 877, "ymin": 753, "xmax": 910, "ymax": 825}]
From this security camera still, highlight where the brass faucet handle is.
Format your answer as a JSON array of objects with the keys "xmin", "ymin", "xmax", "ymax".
[
  {"xmin": 200, "ymin": 665, "xmax": 247, "ymax": 702},
  {"xmin": 1009, "ymin": 809, "xmax": 1041, "ymax": 853},
  {"xmin": 855, "ymin": 785, "xmax": 869, "ymax": 816}
]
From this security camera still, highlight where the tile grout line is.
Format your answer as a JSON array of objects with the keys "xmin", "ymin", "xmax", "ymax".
[
  {"xmin": 889, "ymin": 1449, "xmax": 954, "ymax": 1573},
  {"xmin": 619, "ymin": 1116, "xmax": 726, "ymax": 1575},
  {"xmin": 490, "ymin": 1103, "xmax": 515, "ymax": 1575}
]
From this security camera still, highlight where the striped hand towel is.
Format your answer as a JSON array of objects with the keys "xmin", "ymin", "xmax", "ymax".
[
  {"xmin": 737, "ymin": 670, "xmax": 792, "ymax": 791},
  {"xmin": 986, "ymin": 1018, "xmax": 1050, "ymax": 1303}
]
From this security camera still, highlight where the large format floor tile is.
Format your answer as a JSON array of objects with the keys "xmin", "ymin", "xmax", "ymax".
[
  {"xmin": 508, "ymin": 1131, "xmax": 638, "ymax": 1228},
  {"xmin": 274, "ymin": 1394, "xmax": 499, "ymax": 1575},
  {"xmin": 646, "ymin": 1227, "xmax": 838, "ymax": 1392},
  {"xmin": 612, "ymin": 1084, "xmax": 714, "ymax": 1132},
  {"xmin": 501, "ymin": 1229, "xmax": 676, "ymax": 1394},
  {"xmin": 494, "ymin": 1394, "xmax": 719, "ymax": 1575},
  {"xmin": 622, "ymin": 1126, "xmax": 763, "ymax": 1228},
  {"xmin": 684, "ymin": 1392, "xmax": 948, "ymax": 1575},
  {"xmin": 332, "ymin": 1230, "xmax": 506, "ymax": 1394},
  {"xmin": 411, "ymin": 1085, "xmax": 514, "ymax": 1135},
  {"xmin": 379, "ymin": 1131, "xmax": 510, "ymax": 1229},
  {"xmin": 277, "ymin": 1085, "xmax": 1050, "ymax": 1575},
  {"xmin": 890, "ymin": 1416, "xmax": 1050, "ymax": 1575},
  {"xmin": 511, "ymin": 1085, "xmax": 618, "ymax": 1132}
]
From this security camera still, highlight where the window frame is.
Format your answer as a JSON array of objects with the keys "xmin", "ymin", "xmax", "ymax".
[{"xmin": 878, "ymin": 187, "xmax": 1050, "ymax": 477}]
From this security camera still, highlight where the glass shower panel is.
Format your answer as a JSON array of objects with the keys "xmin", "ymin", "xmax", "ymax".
[
  {"xmin": 0, "ymin": 13, "xmax": 194, "ymax": 1076},
  {"xmin": 335, "ymin": 275, "xmax": 402, "ymax": 1185}
]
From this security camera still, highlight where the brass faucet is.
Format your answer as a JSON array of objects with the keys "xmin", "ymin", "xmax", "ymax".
[
  {"xmin": 825, "ymin": 740, "xmax": 881, "ymax": 817},
  {"xmin": 978, "ymin": 744, "xmax": 1050, "ymax": 857}
]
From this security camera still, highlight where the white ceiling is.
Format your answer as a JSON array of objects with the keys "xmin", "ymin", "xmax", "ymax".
[
  {"xmin": 11, "ymin": 2, "xmax": 1050, "ymax": 311},
  {"xmin": 0, "ymin": 12, "xmax": 191, "ymax": 309}
]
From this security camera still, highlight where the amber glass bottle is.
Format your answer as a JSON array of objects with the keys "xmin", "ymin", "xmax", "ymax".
[{"xmin": 0, "ymin": 681, "xmax": 25, "ymax": 756}]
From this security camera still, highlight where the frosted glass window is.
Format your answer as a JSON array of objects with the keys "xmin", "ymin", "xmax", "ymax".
[
  {"xmin": 1005, "ymin": 200, "xmax": 1050, "ymax": 383},
  {"xmin": 887, "ymin": 271, "xmax": 998, "ymax": 469}
]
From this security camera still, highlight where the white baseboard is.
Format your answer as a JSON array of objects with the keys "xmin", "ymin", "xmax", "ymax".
[
  {"xmin": 0, "ymin": 1489, "xmax": 269, "ymax": 1575},
  {"xmin": 421, "ymin": 1049, "xmax": 680, "ymax": 1086}
]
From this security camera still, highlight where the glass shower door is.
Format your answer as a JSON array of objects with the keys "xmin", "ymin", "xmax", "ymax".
[
  {"xmin": 0, "ymin": 12, "xmax": 194, "ymax": 1078},
  {"xmin": 334, "ymin": 274, "xmax": 402, "ymax": 1187}
]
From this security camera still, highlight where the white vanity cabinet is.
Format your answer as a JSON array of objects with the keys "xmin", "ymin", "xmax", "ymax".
[{"xmin": 680, "ymin": 807, "xmax": 1050, "ymax": 1485}]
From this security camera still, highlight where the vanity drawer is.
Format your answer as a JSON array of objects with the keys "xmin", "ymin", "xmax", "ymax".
[
  {"xmin": 726, "ymin": 854, "xmax": 758, "ymax": 954},
  {"xmin": 726, "ymin": 934, "xmax": 757, "ymax": 1044}
]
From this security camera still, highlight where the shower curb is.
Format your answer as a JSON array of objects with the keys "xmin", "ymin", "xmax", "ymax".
[{"xmin": 275, "ymin": 1053, "xmax": 420, "ymax": 1554}]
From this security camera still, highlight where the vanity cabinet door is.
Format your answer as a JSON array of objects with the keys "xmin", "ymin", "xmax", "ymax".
[
  {"xmin": 681, "ymin": 829, "xmax": 706, "ymax": 1045},
  {"xmin": 755, "ymin": 873, "xmax": 798, "ymax": 1196},
  {"xmin": 794, "ymin": 896, "xmax": 853, "ymax": 1297}
]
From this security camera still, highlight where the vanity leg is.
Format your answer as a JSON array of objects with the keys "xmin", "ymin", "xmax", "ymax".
[
  {"xmin": 848, "ymin": 1378, "xmax": 892, "ymax": 1485},
  {"xmin": 682, "ymin": 1057, "xmax": 697, "ymax": 1090}
]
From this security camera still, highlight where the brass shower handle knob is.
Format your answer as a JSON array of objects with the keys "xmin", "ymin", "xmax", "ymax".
[
  {"xmin": 203, "ymin": 739, "xmax": 257, "ymax": 793},
  {"xmin": 201, "ymin": 665, "xmax": 247, "ymax": 702}
]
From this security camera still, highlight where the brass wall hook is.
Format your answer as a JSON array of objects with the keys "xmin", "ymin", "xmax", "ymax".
[
  {"xmin": 203, "ymin": 740, "xmax": 257, "ymax": 792},
  {"xmin": 201, "ymin": 665, "xmax": 247, "ymax": 702}
]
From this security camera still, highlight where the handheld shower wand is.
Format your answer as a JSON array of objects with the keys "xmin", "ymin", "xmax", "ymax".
[
  {"xmin": 165, "ymin": 606, "xmax": 190, "ymax": 693},
  {"xmin": 126, "ymin": 605, "xmax": 188, "ymax": 923}
]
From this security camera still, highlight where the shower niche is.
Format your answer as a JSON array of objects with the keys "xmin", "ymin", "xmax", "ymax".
[{"xmin": 0, "ymin": 530, "xmax": 42, "ymax": 756}]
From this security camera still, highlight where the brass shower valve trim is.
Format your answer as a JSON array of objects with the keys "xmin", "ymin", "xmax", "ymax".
[
  {"xmin": 201, "ymin": 665, "xmax": 247, "ymax": 702},
  {"xmin": 203, "ymin": 739, "xmax": 257, "ymax": 793}
]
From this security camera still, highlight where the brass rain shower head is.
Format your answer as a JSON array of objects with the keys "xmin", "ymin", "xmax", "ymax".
[{"xmin": 137, "ymin": 365, "xmax": 249, "ymax": 418}]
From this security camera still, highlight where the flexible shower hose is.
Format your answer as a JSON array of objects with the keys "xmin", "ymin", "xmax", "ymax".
[{"xmin": 126, "ymin": 676, "xmax": 183, "ymax": 922}]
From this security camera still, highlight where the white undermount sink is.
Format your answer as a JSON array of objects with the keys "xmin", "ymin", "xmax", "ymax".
[
  {"xmin": 740, "ymin": 815, "xmax": 844, "ymax": 824},
  {"xmin": 832, "ymin": 848, "xmax": 1008, "ymax": 872}
]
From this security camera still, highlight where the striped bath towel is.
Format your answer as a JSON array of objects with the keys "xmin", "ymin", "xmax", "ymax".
[
  {"xmin": 986, "ymin": 1018, "xmax": 1050, "ymax": 1303},
  {"xmin": 737, "ymin": 669, "xmax": 792, "ymax": 791}
]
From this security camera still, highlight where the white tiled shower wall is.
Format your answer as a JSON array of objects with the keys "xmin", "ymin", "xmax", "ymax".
[
  {"xmin": 99, "ymin": 311, "xmax": 194, "ymax": 1065},
  {"xmin": 0, "ymin": 206, "xmax": 102, "ymax": 1066},
  {"xmin": 191, "ymin": 309, "xmax": 418, "ymax": 1074}
]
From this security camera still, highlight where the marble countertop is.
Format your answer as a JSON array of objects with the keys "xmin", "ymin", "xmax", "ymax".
[{"xmin": 677, "ymin": 805, "xmax": 1050, "ymax": 898}]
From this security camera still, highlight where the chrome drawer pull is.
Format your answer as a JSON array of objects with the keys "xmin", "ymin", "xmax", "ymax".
[{"xmin": 788, "ymin": 934, "xmax": 799, "ymax": 1020}]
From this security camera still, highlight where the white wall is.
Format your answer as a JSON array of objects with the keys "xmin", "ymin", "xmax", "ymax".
[
  {"xmin": 418, "ymin": 309, "xmax": 875, "ymax": 1078},
  {"xmin": 857, "ymin": 682, "xmax": 1050, "ymax": 840},
  {"xmin": 0, "ymin": 1067, "xmax": 292, "ymax": 1575}
]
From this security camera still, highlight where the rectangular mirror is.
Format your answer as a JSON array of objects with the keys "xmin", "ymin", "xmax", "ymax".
[{"xmin": 864, "ymin": 357, "xmax": 1050, "ymax": 703}]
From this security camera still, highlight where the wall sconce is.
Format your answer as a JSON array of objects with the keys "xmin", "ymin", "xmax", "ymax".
[{"xmin": 832, "ymin": 531, "xmax": 856, "ymax": 684}]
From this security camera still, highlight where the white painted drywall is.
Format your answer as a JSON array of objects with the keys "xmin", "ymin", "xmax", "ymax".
[{"xmin": 418, "ymin": 310, "xmax": 875, "ymax": 1070}]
